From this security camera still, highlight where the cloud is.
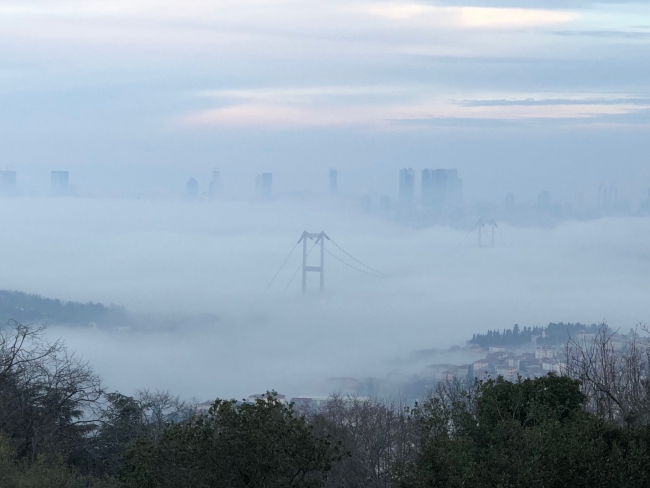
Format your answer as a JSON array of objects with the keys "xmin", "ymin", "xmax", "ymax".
[
  {"xmin": 459, "ymin": 97, "xmax": 650, "ymax": 107},
  {"xmin": 180, "ymin": 88, "xmax": 650, "ymax": 129},
  {"xmin": 355, "ymin": 3, "xmax": 578, "ymax": 28},
  {"xmin": 552, "ymin": 29, "xmax": 650, "ymax": 39},
  {"xmin": 458, "ymin": 7, "xmax": 577, "ymax": 28}
]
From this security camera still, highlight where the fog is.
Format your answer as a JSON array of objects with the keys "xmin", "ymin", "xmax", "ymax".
[
  {"xmin": 1, "ymin": 0, "xmax": 649, "ymax": 402},
  {"xmin": 0, "ymin": 196, "xmax": 648, "ymax": 400}
]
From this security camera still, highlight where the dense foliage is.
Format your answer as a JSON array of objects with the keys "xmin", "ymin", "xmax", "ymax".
[
  {"xmin": 403, "ymin": 375, "xmax": 650, "ymax": 487},
  {"xmin": 3, "ymin": 319, "xmax": 650, "ymax": 487},
  {"xmin": 470, "ymin": 322, "xmax": 602, "ymax": 348},
  {"xmin": 122, "ymin": 394, "xmax": 345, "ymax": 488},
  {"xmin": 0, "ymin": 290, "xmax": 125, "ymax": 325}
]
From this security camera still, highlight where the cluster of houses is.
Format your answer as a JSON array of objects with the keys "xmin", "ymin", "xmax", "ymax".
[{"xmin": 435, "ymin": 345, "xmax": 567, "ymax": 383}]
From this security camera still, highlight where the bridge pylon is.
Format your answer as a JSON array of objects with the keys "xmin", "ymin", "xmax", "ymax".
[{"xmin": 299, "ymin": 231, "xmax": 330, "ymax": 293}]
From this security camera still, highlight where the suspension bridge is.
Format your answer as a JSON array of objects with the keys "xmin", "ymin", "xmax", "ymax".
[
  {"xmin": 264, "ymin": 231, "xmax": 389, "ymax": 294},
  {"xmin": 265, "ymin": 219, "xmax": 504, "ymax": 294}
]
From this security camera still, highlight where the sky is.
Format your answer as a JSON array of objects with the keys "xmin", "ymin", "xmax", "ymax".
[{"xmin": 0, "ymin": 0, "xmax": 649, "ymax": 201}]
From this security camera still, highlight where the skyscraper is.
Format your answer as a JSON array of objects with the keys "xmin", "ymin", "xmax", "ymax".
[
  {"xmin": 421, "ymin": 168, "xmax": 462, "ymax": 210},
  {"xmin": 0, "ymin": 171, "xmax": 16, "ymax": 195},
  {"xmin": 421, "ymin": 169, "xmax": 431, "ymax": 207},
  {"xmin": 537, "ymin": 191, "xmax": 550, "ymax": 211},
  {"xmin": 399, "ymin": 168, "xmax": 414, "ymax": 206},
  {"xmin": 186, "ymin": 177, "xmax": 199, "ymax": 199},
  {"xmin": 256, "ymin": 173, "xmax": 272, "ymax": 198},
  {"xmin": 329, "ymin": 169, "xmax": 338, "ymax": 195},
  {"xmin": 208, "ymin": 169, "xmax": 221, "ymax": 199},
  {"xmin": 51, "ymin": 171, "xmax": 69, "ymax": 196}
]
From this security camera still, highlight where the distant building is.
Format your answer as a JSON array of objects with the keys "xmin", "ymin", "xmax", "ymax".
[
  {"xmin": 537, "ymin": 191, "xmax": 550, "ymax": 211},
  {"xmin": 598, "ymin": 183, "xmax": 617, "ymax": 211},
  {"xmin": 473, "ymin": 360, "xmax": 489, "ymax": 372},
  {"xmin": 329, "ymin": 169, "xmax": 337, "ymax": 195},
  {"xmin": 186, "ymin": 178, "xmax": 199, "ymax": 199},
  {"xmin": 399, "ymin": 168, "xmax": 414, "ymax": 206},
  {"xmin": 421, "ymin": 168, "xmax": 462, "ymax": 210},
  {"xmin": 208, "ymin": 169, "xmax": 221, "ymax": 199},
  {"xmin": 379, "ymin": 195, "xmax": 391, "ymax": 212},
  {"xmin": 291, "ymin": 397, "xmax": 330, "ymax": 410},
  {"xmin": 421, "ymin": 169, "xmax": 431, "ymax": 205},
  {"xmin": 51, "ymin": 171, "xmax": 69, "ymax": 196},
  {"xmin": 360, "ymin": 194, "xmax": 371, "ymax": 213},
  {"xmin": 195, "ymin": 400, "xmax": 213, "ymax": 414},
  {"xmin": 436, "ymin": 371, "xmax": 456, "ymax": 382},
  {"xmin": 256, "ymin": 173, "xmax": 273, "ymax": 198},
  {"xmin": 0, "ymin": 171, "xmax": 17, "ymax": 195},
  {"xmin": 248, "ymin": 393, "xmax": 286, "ymax": 404},
  {"xmin": 505, "ymin": 192, "xmax": 515, "ymax": 210},
  {"xmin": 535, "ymin": 346, "xmax": 556, "ymax": 360},
  {"xmin": 496, "ymin": 366, "xmax": 519, "ymax": 382}
]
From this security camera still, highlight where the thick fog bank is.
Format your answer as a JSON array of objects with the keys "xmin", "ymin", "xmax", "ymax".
[{"xmin": 0, "ymin": 197, "xmax": 648, "ymax": 400}]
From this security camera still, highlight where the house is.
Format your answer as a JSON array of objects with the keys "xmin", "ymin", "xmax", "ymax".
[
  {"xmin": 248, "ymin": 393, "xmax": 287, "ymax": 404},
  {"xmin": 195, "ymin": 400, "xmax": 213, "ymax": 414},
  {"xmin": 496, "ymin": 366, "xmax": 519, "ymax": 382},
  {"xmin": 535, "ymin": 346, "xmax": 556, "ymax": 359},
  {"xmin": 436, "ymin": 371, "xmax": 457, "ymax": 382}
]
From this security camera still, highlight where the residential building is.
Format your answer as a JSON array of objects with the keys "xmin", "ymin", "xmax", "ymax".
[{"xmin": 535, "ymin": 346, "xmax": 556, "ymax": 359}]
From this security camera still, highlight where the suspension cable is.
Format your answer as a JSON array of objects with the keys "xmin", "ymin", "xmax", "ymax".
[
  {"xmin": 264, "ymin": 241, "xmax": 300, "ymax": 293},
  {"xmin": 328, "ymin": 238, "xmax": 389, "ymax": 276},
  {"xmin": 324, "ymin": 248, "xmax": 382, "ymax": 276},
  {"xmin": 284, "ymin": 240, "xmax": 318, "ymax": 292}
]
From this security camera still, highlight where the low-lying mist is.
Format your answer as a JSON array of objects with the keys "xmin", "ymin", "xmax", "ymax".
[{"xmin": 0, "ymin": 196, "xmax": 648, "ymax": 400}]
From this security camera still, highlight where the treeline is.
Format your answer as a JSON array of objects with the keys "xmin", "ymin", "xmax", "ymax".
[
  {"xmin": 470, "ymin": 321, "xmax": 603, "ymax": 348},
  {"xmin": 0, "ymin": 290, "xmax": 126, "ymax": 326},
  {"xmin": 3, "ymin": 319, "xmax": 650, "ymax": 487}
]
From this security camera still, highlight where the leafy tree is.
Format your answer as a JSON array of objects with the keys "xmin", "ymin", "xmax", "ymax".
[
  {"xmin": 0, "ymin": 434, "xmax": 121, "ymax": 488},
  {"xmin": 402, "ymin": 374, "xmax": 650, "ymax": 488},
  {"xmin": 123, "ymin": 392, "xmax": 345, "ymax": 488}
]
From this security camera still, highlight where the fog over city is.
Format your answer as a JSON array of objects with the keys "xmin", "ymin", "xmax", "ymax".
[{"xmin": 0, "ymin": 0, "xmax": 649, "ymax": 401}]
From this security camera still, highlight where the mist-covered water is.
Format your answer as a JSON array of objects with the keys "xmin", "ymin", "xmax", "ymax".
[{"xmin": 1, "ymin": 196, "xmax": 648, "ymax": 400}]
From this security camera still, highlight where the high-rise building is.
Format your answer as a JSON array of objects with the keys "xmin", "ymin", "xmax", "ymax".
[
  {"xmin": 421, "ymin": 169, "xmax": 431, "ymax": 206},
  {"xmin": 186, "ymin": 177, "xmax": 199, "ymax": 199},
  {"xmin": 256, "ymin": 173, "xmax": 272, "ymax": 198},
  {"xmin": 360, "ymin": 194, "xmax": 371, "ymax": 213},
  {"xmin": 399, "ymin": 168, "xmax": 414, "ymax": 206},
  {"xmin": 208, "ymin": 169, "xmax": 221, "ymax": 199},
  {"xmin": 505, "ymin": 192, "xmax": 515, "ymax": 210},
  {"xmin": 537, "ymin": 191, "xmax": 550, "ymax": 210},
  {"xmin": 51, "ymin": 171, "xmax": 69, "ymax": 196},
  {"xmin": 329, "ymin": 169, "xmax": 338, "ymax": 195},
  {"xmin": 0, "ymin": 171, "xmax": 17, "ymax": 195},
  {"xmin": 379, "ymin": 195, "xmax": 391, "ymax": 212},
  {"xmin": 422, "ymin": 168, "xmax": 462, "ymax": 210}
]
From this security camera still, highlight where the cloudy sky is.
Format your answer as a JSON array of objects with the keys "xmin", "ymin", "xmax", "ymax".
[{"xmin": 1, "ymin": 1, "xmax": 649, "ymax": 199}]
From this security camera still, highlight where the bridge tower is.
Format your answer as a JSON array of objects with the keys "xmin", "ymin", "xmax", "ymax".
[{"xmin": 299, "ymin": 231, "xmax": 330, "ymax": 293}]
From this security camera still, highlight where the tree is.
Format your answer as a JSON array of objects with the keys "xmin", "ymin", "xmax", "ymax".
[
  {"xmin": 309, "ymin": 395, "xmax": 416, "ymax": 488},
  {"xmin": 123, "ymin": 392, "xmax": 345, "ymax": 488},
  {"xmin": 402, "ymin": 375, "xmax": 650, "ymax": 488},
  {"xmin": 0, "ymin": 320, "xmax": 103, "ymax": 465}
]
